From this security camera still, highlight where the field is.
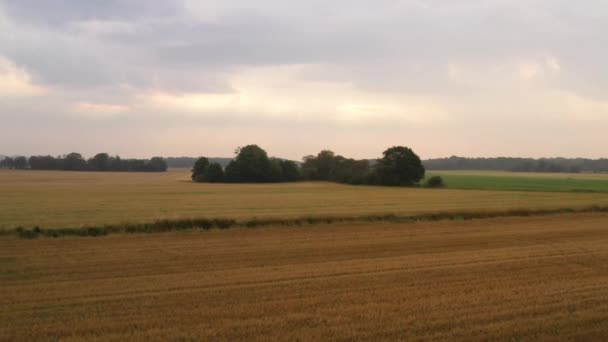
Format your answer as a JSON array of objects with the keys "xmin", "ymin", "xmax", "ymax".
[
  {"xmin": 428, "ymin": 170, "xmax": 608, "ymax": 192},
  {"xmin": 2, "ymin": 213, "xmax": 608, "ymax": 340},
  {"xmin": 3, "ymin": 169, "xmax": 608, "ymax": 230},
  {"xmin": 3, "ymin": 169, "xmax": 608, "ymax": 339}
]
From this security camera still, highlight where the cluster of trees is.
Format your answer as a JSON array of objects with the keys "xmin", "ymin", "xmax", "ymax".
[
  {"xmin": 192, "ymin": 145, "xmax": 300, "ymax": 183},
  {"xmin": 301, "ymin": 146, "xmax": 425, "ymax": 186},
  {"xmin": 423, "ymin": 156, "xmax": 608, "ymax": 173},
  {"xmin": 1, "ymin": 153, "xmax": 167, "ymax": 172},
  {"xmin": 193, "ymin": 145, "xmax": 426, "ymax": 186},
  {"xmin": 0, "ymin": 156, "xmax": 28, "ymax": 169}
]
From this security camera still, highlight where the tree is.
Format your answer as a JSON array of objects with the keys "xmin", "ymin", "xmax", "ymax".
[
  {"xmin": 13, "ymin": 156, "xmax": 28, "ymax": 169},
  {"xmin": 300, "ymin": 150, "xmax": 335, "ymax": 180},
  {"xmin": 203, "ymin": 163, "xmax": 225, "ymax": 182},
  {"xmin": 329, "ymin": 156, "xmax": 371, "ymax": 184},
  {"xmin": 63, "ymin": 152, "xmax": 87, "ymax": 171},
  {"xmin": 280, "ymin": 160, "xmax": 300, "ymax": 182},
  {"xmin": 374, "ymin": 146, "xmax": 425, "ymax": 186},
  {"xmin": 269, "ymin": 158, "xmax": 284, "ymax": 182},
  {"xmin": 29, "ymin": 155, "xmax": 58, "ymax": 170},
  {"xmin": 192, "ymin": 157, "xmax": 210, "ymax": 181},
  {"xmin": 0, "ymin": 157, "xmax": 14, "ymax": 169},
  {"xmin": 300, "ymin": 155, "xmax": 319, "ymax": 180},
  {"xmin": 89, "ymin": 153, "xmax": 110, "ymax": 171},
  {"xmin": 316, "ymin": 150, "xmax": 335, "ymax": 180},
  {"xmin": 147, "ymin": 157, "xmax": 168, "ymax": 172},
  {"xmin": 224, "ymin": 145, "xmax": 272, "ymax": 183}
]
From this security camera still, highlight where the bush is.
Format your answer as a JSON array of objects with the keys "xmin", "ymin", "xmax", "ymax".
[{"xmin": 425, "ymin": 176, "xmax": 445, "ymax": 188}]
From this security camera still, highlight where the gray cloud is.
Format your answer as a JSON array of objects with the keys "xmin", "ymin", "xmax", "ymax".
[{"xmin": 1, "ymin": 0, "xmax": 608, "ymax": 157}]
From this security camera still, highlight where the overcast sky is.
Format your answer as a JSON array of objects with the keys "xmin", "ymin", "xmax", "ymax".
[{"xmin": 1, "ymin": 1, "xmax": 607, "ymax": 159}]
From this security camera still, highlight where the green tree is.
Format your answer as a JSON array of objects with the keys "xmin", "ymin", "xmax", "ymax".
[
  {"xmin": 224, "ymin": 145, "xmax": 272, "ymax": 183},
  {"xmin": 0, "ymin": 157, "xmax": 14, "ymax": 169},
  {"xmin": 89, "ymin": 153, "xmax": 110, "ymax": 171},
  {"xmin": 269, "ymin": 158, "xmax": 284, "ymax": 182},
  {"xmin": 192, "ymin": 157, "xmax": 210, "ymax": 181},
  {"xmin": 63, "ymin": 152, "xmax": 87, "ymax": 171},
  {"xmin": 13, "ymin": 156, "xmax": 28, "ymax": 169},
  {"xmin": 147, "ymin": 157, "xmax": 168, "ymax": 172},
  {"xmin": 300, "ymin": 155, "xmax": 318, "ymax": 180},
  {"xmin": 316, "ymin": 150, "xmax": 335, "ymax": 180},
  {"xmin": 374, "ymin": 146, "xmax": 425, "ymax": 186},
  {"xmin": 280, "ymin": 160, "xmax": 300, "ymax": 182},
  {"xmin": 203, "ymin": 163, "xmax": 225, "ymax": 182}
]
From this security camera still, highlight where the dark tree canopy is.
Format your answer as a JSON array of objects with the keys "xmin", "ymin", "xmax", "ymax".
[
  {"xmin": 204, "ymin": 163, "xmax": 225, "ymax": 183},
  {"xmin": 147, "ymin": 157, "xmax": 168, "ymax": 172},
  {"xmin": 425, "ymin": 175, "xmax": 445, "ymax": 188},
  {"xmin": 225, "ymin": 145, "xmax": 273, "ymax": 183},
  {"xmin": 194, "ymin": 145, "xmax": 301, "ymax": 183},
  {"xmin": 89, "ymin": 153, "xmax": 110, "ymax": 171},
  {"xmin": 192, "ymin": 158, "xmax": 225, "ymax": 182},
  {"xmin": 63, "ymin": 153, "xmax": 87, "ymax": 171},
  {"xmin": 13, "ymin": 156, "xmax": 28, "ymax": 169},
  {"xmin": 374, "ymin": 146, "xmax": 425, "ymax": 186},
  {"xmin": 17, "ymin": 153, "xmax": 168, "ymax": 172},
  {"xmin": 191, "ymin": 157, "xmax": 210, "ymax": 181},
  {"xmin": 0, "ymin": 157, "xmax": 14, "ymax": 169},
  {"xmin": 279, "ymin": 160, "xmax": 300, "ymax": 182}
]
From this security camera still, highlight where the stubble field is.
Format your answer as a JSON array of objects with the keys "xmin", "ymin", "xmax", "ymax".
[
  {"xmin": 2, "ymin": 169, "xmax": 608, "ymax": 230},
  {"xmin": 2, "ymin": 214, "xmax": 608, "ymax": 340},
  {"xmin": 2, "ymin": 169, "xmax": 608, "ymax": 340}
]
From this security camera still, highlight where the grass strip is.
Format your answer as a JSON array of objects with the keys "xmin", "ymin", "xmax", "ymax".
[{"xmin": 3, "ymin": 205, "xmax": 608, "ymax": 239}]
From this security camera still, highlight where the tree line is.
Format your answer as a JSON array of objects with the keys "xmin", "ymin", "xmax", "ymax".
[
  {"xmin": 192, "ymin": 144, "xmax": 432, "ymax": 187},
  {"xmin": 165, "ymin": 157, "xmax": 231, "ymax": 169},
  {"xmin": 0, "ymin": 153, "xmax": 167, "ymax": 172},
  {"xmin": 423, "ymin": 156, "xmax": 608, "ymax": 173}
]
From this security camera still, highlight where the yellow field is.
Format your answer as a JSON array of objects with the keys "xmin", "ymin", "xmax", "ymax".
[
  {"xmin": 2, "ymin": 169, "xmax": 608, "ymax": 229},
  {"xmin": 2, "ymin": 213, "xmax": 608, "ymax": 340}
]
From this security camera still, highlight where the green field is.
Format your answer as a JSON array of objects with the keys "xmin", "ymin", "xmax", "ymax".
[
  {"xmin": 428, "ymin": 170, "xmax": 608, "ymax": 192},
  {"xmin": 2, "ymin": 169, "xmax": 608, "ymax": 230}
]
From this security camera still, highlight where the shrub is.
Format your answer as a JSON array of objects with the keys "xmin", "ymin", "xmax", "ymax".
[{"xmin": 425, "ymin": 176, "xmax": 445, "ymax": 188}]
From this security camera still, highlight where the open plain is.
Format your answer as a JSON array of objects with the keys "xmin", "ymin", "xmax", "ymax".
[
  {"xmin": 3, "ymin": 169, "xmax": 608, "ymax": 230},
  {"xmin": 2, "ymin": 213, "xmax": 608, "ymax": 340},
  {"xmin": 2, "ymin": 169, "xmax": 608, "ymax": 340}
]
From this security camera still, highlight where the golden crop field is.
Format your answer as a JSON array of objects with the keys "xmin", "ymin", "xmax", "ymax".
[
  {"xmin": 2, "ymin": 169, "xmax": 608, "ymax": 230},
  {"xmin": 2, "ymin": 213, "xmax": 608, "ymax": 340}
]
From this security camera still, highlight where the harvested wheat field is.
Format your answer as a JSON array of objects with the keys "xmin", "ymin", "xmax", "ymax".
[
  {"xmin": 3, "ymin": 169, "xmax": 608, "ymax": 230},
  {"xmin": 2, "ymin": 213, "xmax": 608, "ymax": 340}
]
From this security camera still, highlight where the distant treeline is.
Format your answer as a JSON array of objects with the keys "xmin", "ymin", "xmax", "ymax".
[
  {"xmin": 192, "ymin": 144, "xmax": 431, "ymax": 187},
  {"xmin": 423, "ymin": 156, "xmax": 608, "ymax": 173},
  {"xmin": 0, "ymin": 153, "xmax": 167, "ymax": 172},
  {"xmin": 165, "ymin": 157, "xmax": 231, "ymax": 168}
]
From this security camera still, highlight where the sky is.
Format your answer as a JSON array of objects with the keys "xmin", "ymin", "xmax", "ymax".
[{"xmin": 1, "ymin": 1, "xmax": 607, "ymax": 160}]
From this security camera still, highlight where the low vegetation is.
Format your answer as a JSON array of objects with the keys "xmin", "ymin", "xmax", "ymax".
[
  {"xmin": 424, "ymin": 175, "xmax": 445, "ymax": 188},
  {"xmin": 6, "ymin": 205, "xmax": 608, "ymax": 239}
]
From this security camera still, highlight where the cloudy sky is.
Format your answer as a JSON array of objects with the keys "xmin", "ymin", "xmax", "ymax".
[{"xmin": 1, "ymin": 1, "xmax": 607, "ymax": 159}]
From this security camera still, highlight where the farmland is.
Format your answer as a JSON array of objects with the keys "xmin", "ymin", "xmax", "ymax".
[
  {"xmin": 2, "ymin": 169, "xmax": 608, "ymax": 230},
  {"xmin": 3, "ymin": 169, "xmax": 608, "ymax": 339},
  {"xmin": 2, "ymin": 213, "xmax": 608, "ymax": 340},
  {"xmin": 427, "ymin": 170, "xmax": 608, "ymax": 192}
]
